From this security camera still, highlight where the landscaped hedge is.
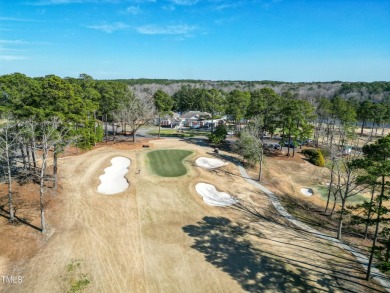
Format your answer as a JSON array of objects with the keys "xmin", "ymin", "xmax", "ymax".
[
  {"xmin": 319, "ymin": 148, "xmax": 331, "ymax": 158},
  {"xmin": 209, "ymin": 125, "xmax": 227, "ymax": 144},
  {"xmin": 301, "ymin": 149, "xmax": 325, "ymax": 167}
]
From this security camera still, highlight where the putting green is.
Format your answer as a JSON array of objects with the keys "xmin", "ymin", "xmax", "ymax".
[{"xmin": 147, "ymin": 149, "xmax": 193, "ymax": 177}]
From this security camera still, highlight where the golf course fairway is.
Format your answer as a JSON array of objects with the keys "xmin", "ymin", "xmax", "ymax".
[{"xmin": 147, "ymin": 149, "xmax": 193, "ymax": 177}]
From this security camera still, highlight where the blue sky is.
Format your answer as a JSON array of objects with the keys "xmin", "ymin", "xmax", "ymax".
[{"xmin": 0, "ymin": 0, "xmax": 389, "ymax": 81}]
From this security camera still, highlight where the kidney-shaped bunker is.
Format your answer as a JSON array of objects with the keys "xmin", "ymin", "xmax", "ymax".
[
  {"xmin": 98, "ymin": 157, "xmax": 131, "ymax": 195},
  {"xmin": 195, "ymin": 157, "xmax": 227, "ymax": 169},
  {"xmin": 195, "ymin": 183, "xmax": 237, "ymax": 207}
]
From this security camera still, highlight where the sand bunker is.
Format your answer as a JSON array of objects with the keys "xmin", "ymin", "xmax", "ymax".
[
  {"xmin": 195, "ymin": 157, "xmax": 227, "ymax": 169},
  {"xmin": 301, "ymin": 187, "xmax": 314, "ymax": 196},
  {"xmin": 98, "ymin": 157, "xmax": 131, "ymax": 195},
  {"xmin": 195, "ymin": 183, "xmax": 237, "ymax": 207}
]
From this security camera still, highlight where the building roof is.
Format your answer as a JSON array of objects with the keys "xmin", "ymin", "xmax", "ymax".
[{"xmin": 180, "ymin": 111, "xmax": 211, "ymax": 119}]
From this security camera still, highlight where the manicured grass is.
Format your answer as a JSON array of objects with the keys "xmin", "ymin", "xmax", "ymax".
[
  {"xmin": 316, "ymin": 186, "xmax": 367, "ymax": 204},
  {"xmin": 147, "ymin": 149, "xmax": 193, "ymax": 177}
]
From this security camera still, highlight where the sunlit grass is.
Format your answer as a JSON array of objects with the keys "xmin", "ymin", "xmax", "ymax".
[{"xmin": 146, "ymin": 149, "xmax": 193, "ymax": 177}]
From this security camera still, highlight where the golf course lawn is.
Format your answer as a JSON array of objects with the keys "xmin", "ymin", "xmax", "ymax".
[{"xmin": 147, "ymin": 149, "xmax": 193, "ymax": 177}]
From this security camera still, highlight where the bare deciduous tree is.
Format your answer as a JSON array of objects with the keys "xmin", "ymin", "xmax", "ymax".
[
  {"xmin": 35, "ymin": 118, "xmax": 67, "ymax": 233},
  {"xmin": 0, "ymin": 116, "xmax": 20, "ymax": 222},
  {"xmin": 113, "ymin": 93, "xmax": 156, "ymax": 142},
  {"xmin": 331, "ymin": 153, "xmax": 367, "ymax": 240},
  {"xmin": 233, "ymin": 116, "xmax": 264, "ymax": 181}
]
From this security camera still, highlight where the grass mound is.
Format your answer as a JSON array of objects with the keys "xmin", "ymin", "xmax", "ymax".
[
  {"xmin": 147, "ymin": 149, "xmax": 193, "ymax": 177},
  {"xmin": 316, "ymin": 186, "xmax": 366, "ymax": 204}
]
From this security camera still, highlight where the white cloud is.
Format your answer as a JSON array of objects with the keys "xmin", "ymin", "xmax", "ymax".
[
  {"xmin": 0, "ymin": 55, "xmax": 28, "ymax": 61},
  {"xmin": 124, "ymin": 5, "xmax": 141, "ymax": 15},
  {"xmin": 0, "ymin": 17, "xmax": 41, "ymax": 22},
  {"xmin": 136, "ymin": 24, "xmax": 197, "ymax": 35},
  {"xmin": 29, "ymin": 0, "xmax": 123, "ymax": 6},
  {"xmin": 0, "ymin": 39, "xmax": 27, "ymax": 45},
  {"xmin": 169, "ymin": 0, "xmax": 198, "ymax": 5},
  {"xmin": 30, "ymin": 0, "xmax": 85, "ymax": 5},
  {"xmin": 162, "ymin": 5, "xmax": 175, "ymax": 11},
  {"xmin": 130, "ymin": 0, "xmax": 155, "ymax": 3},
  {"xmin": 87, "ymin": 22, "xmax": 129, "ymax": 33},
  {"xmin": 0, "ymin": 47, "xmax": 26, "ymax": 53},
  {"xmin": 215, "ymin": 3, "xmax": 240, "ymax": 10},
  {"xmin": 0, "ymin": 40, "xmax": 29, "ymax": 61},
  {"xmin": 261, "ymin": 0, "xmax": 283, "ymax": 10}
]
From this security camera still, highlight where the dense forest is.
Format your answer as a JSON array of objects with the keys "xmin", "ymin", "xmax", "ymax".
[
  {"xmin": 121, "ymin": 79, "xmax": 390, "ymax": 103},
  {"xmin": 1, "ymin": 73, "xmax": 390, "ymax": 154},
  {"xmin": 1, "ymin": 73, "xmax": 389, "ymax": 151}
]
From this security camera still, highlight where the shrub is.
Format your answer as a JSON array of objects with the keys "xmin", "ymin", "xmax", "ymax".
[
  {"xmin": 301, "ymin": 149, "xmax": 316, "ymax": 157},
  {"xmin": 209, "ymin": 124, "xmax": 227, "ymax": 144},
  {"xmin": 302, "ymin": 149, "xmax": 325, "ymax": 167},
  {"xmin": 319, "ymin": 148, "xmax": 331, "ymax": 158}
]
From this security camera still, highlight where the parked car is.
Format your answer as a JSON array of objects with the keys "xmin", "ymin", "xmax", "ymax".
[
  {"xmin": 272, "ymin": 143, "xmax": 281, "ymax": 150},
  {"xmin": 302, "ymin": 138, "xmax": 313, "ymax": 145},
  {"xmin": 265, "ymin": 143, "xmax": 281, "ymax": 150},
  {"xmin": 283, "ymin": 142, "xmax": 296, "ymax": 148}
]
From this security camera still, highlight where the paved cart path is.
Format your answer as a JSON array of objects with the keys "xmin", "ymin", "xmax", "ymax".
[{"xmin": 238, "ymin": 165, "xmax": 390, "ymax": 292}]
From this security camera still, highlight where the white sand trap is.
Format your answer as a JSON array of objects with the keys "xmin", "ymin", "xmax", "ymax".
[
  {"xmin": 195, "ymin": 183, "xmax": 237, "ymax": 207},
  {"xmin": 98, "ymin": 157, "xmax": 131, "ymax": 195},
  {"xmin": 195, "ymin": 157, "xmax": 227, "ymax": 169},
  {"xmin": 301, "ymin": 187, "xmax": 314, "ymax": 196}
]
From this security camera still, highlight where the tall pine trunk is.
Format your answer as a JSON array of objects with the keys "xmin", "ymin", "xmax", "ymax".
[
  {"xmin": 20, "ymin": 142, "xmax": 26, "ymax": 169},
  {"xmin": 26, "ymin": 144, "xmax": 31, "ymax": 170},
  {"xmin": 385, "ymin": 236, "xmax": 390, "ymax": 263},
  {"xmin": 287, "ymin": 133, "xmax": 291, "ymax": 156},
  {"xmin": 211, "ymin": 111, "xmax": 214, "ymax": 133},
  {"xmin": 366, "ymin": 175, "xmax": 385, "ymax": 280},
  {"xmin": 93, "ymin": 111, "xmax": 97, "ymax": 146},
  {"xmin": 53, "ymin": 144, "xmax": 58, "ymax": 192},
  {"xmin": 258, "ymin": 152, "xmax": 263, "ymax": 182},
  {"xmin": 31, "ymin": 139, "xmax": 37, "ymax": 169},
  {"xmin": 40, "ymin": 140, "xmax": 47, "ymax": 234},
  {"xmin": 337, "ymin": 197, "xmax": 346, "ymax": 240},
  {"xmin": 361, "ymin": 120, "xmax": 365, "ymax": 135},
  {"xmin": 330, "ymin": 192, "xmax": 338, "ymax": 217},
  {"xmin": 5, "ymin": 145, "xmax": 15, "ymax": 222},
  {"xmin": 113, "ymin": 123, "xmax": 116, "ymax": 140},
  {"xmin": 364, "ymin": 187, "xmax": 375, "ymax": 239},
  {"xmin": 325, "ymin": 160, "xmax": 335, "ymax": 213},
  {"xmin": 104, "ymin": 114, "xmax": 108, "ymax": 142},
  {"xmin": 158, "ymin": 115, "xmax": 161, "ymax": 139},
  {"xmin": 382, "ymin": 121, "xmax": 385, "ymax": 137},
  {"xmin": 375, "ymin": 122, "xmax": 379, "ymax": 137}
]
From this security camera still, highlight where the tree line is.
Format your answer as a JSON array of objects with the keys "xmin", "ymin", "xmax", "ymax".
[
  {"xmin": 0, "ymin": 73, "xmax": 157, "ymax": 234},
  {"xmin": 127, "ymin": 79, "xmax": 390, "ymax": 102},
  {"xmin": 172, "ymin": 85, "xmax": 390, "ymax": 144}
]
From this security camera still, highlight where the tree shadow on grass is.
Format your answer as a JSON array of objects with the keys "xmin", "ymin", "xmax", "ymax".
[
  {"xmin": 183, "ymin": 217, "xmax": 329, "ymax": 292},
  {"xmin": 0, "ymin": 205, "xmax": 41, "ymax": 232},
  {"xmin": 180, "ymin": 137, "xmax": 209, "ymax": 147},
  {"xmin": 232, "ymin": 200, "xmax": 368, "ymax": 266},
  {"xmin": 183, "ymin": 216, "xmax": 386, "ymax": 293}
]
